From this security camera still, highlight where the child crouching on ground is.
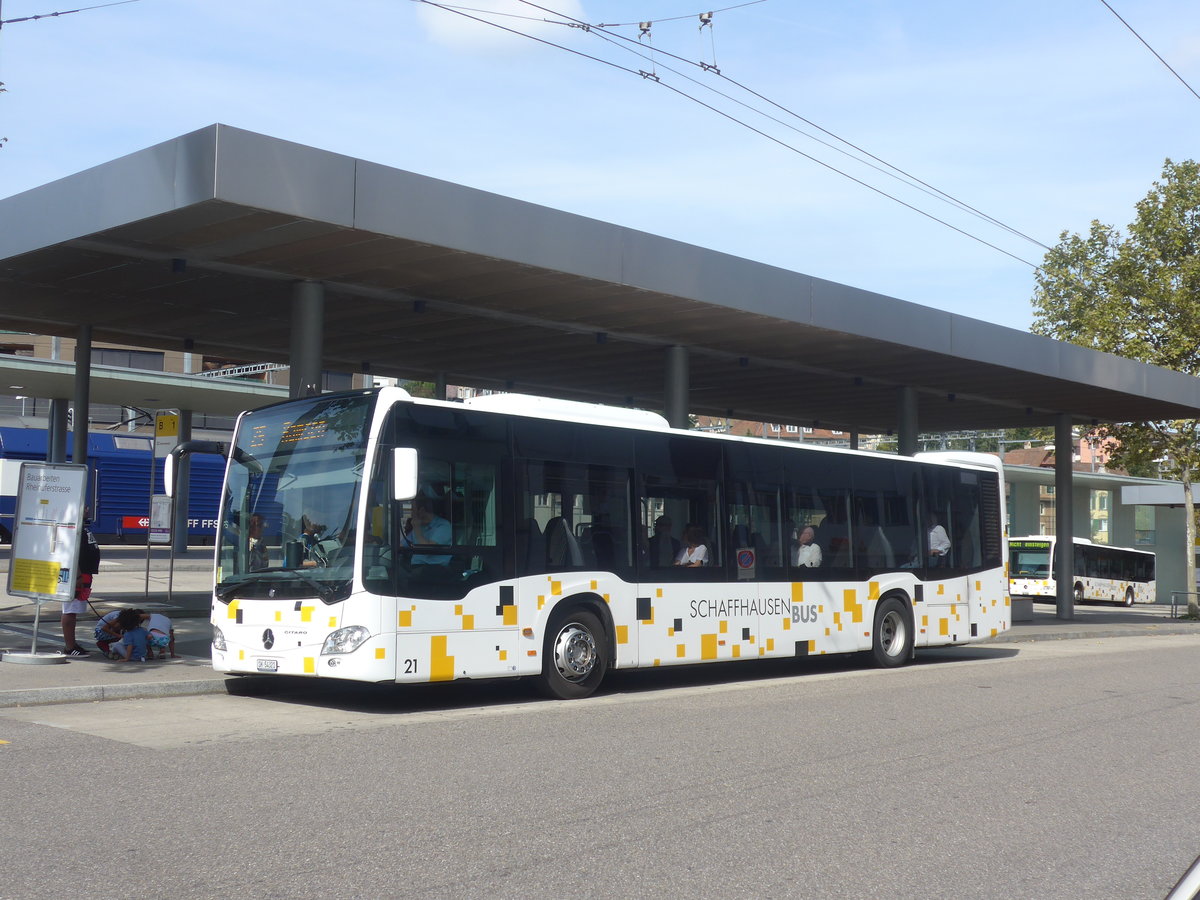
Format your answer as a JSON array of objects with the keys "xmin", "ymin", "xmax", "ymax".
[
  {"xmin": 93, "ymin": 608, "xmax": 124, "ymax": 657},
  {"xmin": 142, "ymin": 611, "xmax": 178, "ymax": 659},
  {"xmin": 113, "ymin": 608, "xmax": 149, "ymax": 662}
]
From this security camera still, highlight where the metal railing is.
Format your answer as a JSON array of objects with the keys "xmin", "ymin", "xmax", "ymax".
[
  {"xmin": 196, "ymin": 362, "xmax": 288, "ymax": 379},
  {"xmin": 1170, "ymin": 591, "xmax": 1200, "ymax": 618}
]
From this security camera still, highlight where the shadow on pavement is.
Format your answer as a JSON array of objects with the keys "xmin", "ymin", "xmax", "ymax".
[{"xmin": 221, "ymin": 644, "xmax": 1021, "ymax": 715}]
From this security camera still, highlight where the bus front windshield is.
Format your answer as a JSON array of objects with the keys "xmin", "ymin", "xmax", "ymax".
[
  {"xmin": 217, "ymin": 391, "xmax": 376, "ymax": 603},
  {"xmin": 1010, "ymin": 542, "xmax": 1051, "ymax": 578}
]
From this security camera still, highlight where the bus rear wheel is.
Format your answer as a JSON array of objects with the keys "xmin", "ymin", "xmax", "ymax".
[
  {"xmin": 538, "ymin": 609, "xmax": 608, "ymax": 700},
  {"xmin": 1074, "ymin": 584, "xmax": 1084, "ymax": 605},
  {"xmin": 1123, "ymin": 587, "xmax": 1135, "ymax": 607},
  {"xmin": 871, "ymin": 596, "xmax": 912, "ymax": 668}
]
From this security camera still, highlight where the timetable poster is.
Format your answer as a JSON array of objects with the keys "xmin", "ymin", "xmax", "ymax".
[{"xmin": 8, "ymin": 463, "xmax": 88, "ymax": 603}]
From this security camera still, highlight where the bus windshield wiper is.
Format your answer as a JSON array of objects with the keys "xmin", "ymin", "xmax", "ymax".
[
  {"xmin": 215, "ymin": 572, "xmax": 279, "ymax": 600},
  {"xmin": 215, "ymin": 569, "xmax": 345, "ymax": 604},
  {"xmin": 291, "ymin": 570, "xmax": 344, "ymax": 604}
]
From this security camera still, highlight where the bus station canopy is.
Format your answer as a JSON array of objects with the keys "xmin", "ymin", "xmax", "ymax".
[{"xmin": 2, "ymin": 123, "xmax": 1199, "ymax": 432}]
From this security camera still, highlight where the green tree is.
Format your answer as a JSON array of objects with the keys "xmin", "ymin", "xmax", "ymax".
[
  {"xmin": 399, "ymin": 380, "xmax": 440, "ymax": 399},
  {"xmin": 1031, "ymin": 159, "xmax": 1200, "ymax": 616}
]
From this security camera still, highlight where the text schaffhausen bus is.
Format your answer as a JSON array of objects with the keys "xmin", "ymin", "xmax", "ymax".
[{"xmin": 690, "ymin": 597, "xmax": 818, "ymax": 623}]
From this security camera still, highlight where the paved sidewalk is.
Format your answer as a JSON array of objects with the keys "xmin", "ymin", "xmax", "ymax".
[
  {"xmin": 2, "ymin": 545, "xmax": 1198, "ymax": 708},
  {"xmin": 0, "ymin": 544, "xmax": 225, "ymax": 706}
]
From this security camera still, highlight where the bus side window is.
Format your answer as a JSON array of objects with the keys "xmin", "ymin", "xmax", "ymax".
[{"xmin": 636, "ymin": 432, "xmax": 722, "ymax": 578}]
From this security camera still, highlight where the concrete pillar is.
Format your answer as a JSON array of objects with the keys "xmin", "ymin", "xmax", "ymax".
[
  {"xmin": 172, "ymin": 410, "xmax": 193, "ymax": 553},
  {"xmin": 848, "ymin": 430, "xmax": 859, "ymax": 451},
  {"xmin": 664, "ymin": 345, "xmax": 689, "ymax": 429},
  {"xmin": 1008, "ymin": 481, "xmax": 1042, "ymax": 537},
  {"xmin": 435, "ymin": 372, "xmax": 448, "ymax": 402},
  {"xmin": 1055, "ymin": 414, "xmax": 1075, "ymax": 620},
  {"xmin": 47, "ymin": 399, "xmax": 69, "ymax": 463},
  {"xmin": 72, "ymin": 324, "xmax": 91, "ymax": 466},
  {"xmin": 289, "ymin": 281, "xmax": 324, "ymax": 398},
  {"xmin": 897, "ymin": 386, "xmax": 918, "ymax": 456}
]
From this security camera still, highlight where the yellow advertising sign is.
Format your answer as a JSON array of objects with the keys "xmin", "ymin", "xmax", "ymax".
[{"xmin": 11, "ymin": 558, "xmax": 62, "ymax": 595}]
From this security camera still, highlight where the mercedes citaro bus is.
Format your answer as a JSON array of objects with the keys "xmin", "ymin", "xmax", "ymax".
[{"xmin": 170, "ymin": 388, "xmax": 1010, "ymax": 699}]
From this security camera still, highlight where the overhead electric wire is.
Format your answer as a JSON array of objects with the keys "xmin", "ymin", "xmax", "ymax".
[
  {"xmin": 412, "ymin": 0, "xmax": 657, "ymax": 81},
  {"xmin": 413, "ymin": 0, "xmax": 1042, "ymax": 269},
  {"xmin": 515, "ymin": 0, "xmax": 1051, "ymax": 255},
  {"xmin": 412, "ymin": 2, "xmax": 572, "ymax": 27},
  {"xmin": 0, "ymin": 0, "xmax": 140, "ymax": 27},
  {"xmin": 643, "ymin": 72, "xmax": 1040, "ymax": 268},
  {"xmin": 1098, "ymin": 0, "xmax": 1200, "ymax": 103},
  {"xmin": 596, "ymin": 1, "xmax": 768, "ymax": 28},
  {"xmin": 522, "ymin": 0, "xmax": 1050, "ymax": 253}
]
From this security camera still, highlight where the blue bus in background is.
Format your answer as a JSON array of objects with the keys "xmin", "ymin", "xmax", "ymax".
[{"xmin": 0, "ymin": 428, "xmax": 223, "ymax": 543}]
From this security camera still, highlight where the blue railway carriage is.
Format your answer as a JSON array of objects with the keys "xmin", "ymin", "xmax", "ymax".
[{"xmin": 0, "ymin": 427, "xmax": 222, "ymax": 543}]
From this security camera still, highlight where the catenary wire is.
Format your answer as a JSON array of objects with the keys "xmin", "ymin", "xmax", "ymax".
[
  {"xmin": 410, "ymin": 2, "xmax": 573, "ymax": 27},
  {"xmin": 597, "ymin": 1, "xmax": 768, "ymax": 28},
  {"xmin": 1098, "ymin": 0, "xmax": 1200, "ymax": 103},
  {"xmin": 515, "ymin": 0, "xmax": 1050, "ymax": 253},
  {"xmin": 415, "ymin": 0, "xmax": 1041, "ymax": 269},
  {"xmin": 0, "ymin": 0, "xmax": 140, "ymax": 26},
  {"xmin": 552, "ymin": 6, "xmax": 1049, "ymax": 251}
]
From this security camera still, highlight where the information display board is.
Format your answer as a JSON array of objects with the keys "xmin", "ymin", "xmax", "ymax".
[
  {"xmin": 7, "ymin": 463, "xmax": 88, "ymax": 604},
  {"xmin": 150, "ymin": 493, "xmax": 172, "ymax": 544}
]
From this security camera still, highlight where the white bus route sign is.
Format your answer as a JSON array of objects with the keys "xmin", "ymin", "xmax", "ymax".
[{"xmin": 7, "ymin": 463, "xmax": 88, "ymax": 604}]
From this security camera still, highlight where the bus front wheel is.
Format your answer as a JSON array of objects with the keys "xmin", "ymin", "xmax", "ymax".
[
  {"xmin": 538, "ymin": 609, "xmax": 608, "ymax": 700},
  {"xmin": 871, "ymin": 597, "xmax": 913, "ymax": 668},
  {"xmin": 1123, "ymin": 588, "xmax": 1135, "ymax": 607},
  {"xmin": 1074, "ymin": 584, "xmax": 1084, "ymax": 605}
]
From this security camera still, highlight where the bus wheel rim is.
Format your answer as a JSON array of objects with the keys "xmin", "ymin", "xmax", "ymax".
[
  {"xmin": 553, "ymin": 623, "xmax": 597, "ymax": 682},
  {"xmin": 880, "ymin": 610, "xmax": 905, "ymax": 657}
]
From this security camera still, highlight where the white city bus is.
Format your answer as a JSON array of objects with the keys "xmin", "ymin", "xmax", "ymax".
[
  {"xmin": 1008, "ymin": 536, "xmax": 1156, "ymax": 607},
  {"xmin": 183, "ymin": 388, "xmax": 1010, "ymax": 699}
]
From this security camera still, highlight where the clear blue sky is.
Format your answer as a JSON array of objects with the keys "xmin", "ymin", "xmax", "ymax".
[{"xmin": 1, "ymin": 0, "xmax": 1197, "ymax": 331}]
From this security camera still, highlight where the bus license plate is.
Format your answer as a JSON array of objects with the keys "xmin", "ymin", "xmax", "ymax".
[{"xmin": 256, "ymin": 659, "xmax": 279, "ymax": 673}]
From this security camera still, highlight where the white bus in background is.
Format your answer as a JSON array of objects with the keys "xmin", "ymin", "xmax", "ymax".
[
  {"xmin": 174, "ymin": 387, "xmax": 1011, "ymax": 699},
  {"xmin": 1008, "ymin": 536, "xmax": 1156, "ymax": 607}
]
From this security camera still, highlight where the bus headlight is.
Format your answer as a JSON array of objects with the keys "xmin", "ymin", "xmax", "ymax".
[
  {"xmin": 212, "ymin": 625, "xmax": 226, "ymax": 651},
  {"xmin": 322, "ymin": 625, "xmax": 371, "ymax": 655}
]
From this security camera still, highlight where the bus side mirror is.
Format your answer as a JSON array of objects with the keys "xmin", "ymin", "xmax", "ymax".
[{"xmin": 393, "ymin": 448, "xmax": 419, "ymax": 501}]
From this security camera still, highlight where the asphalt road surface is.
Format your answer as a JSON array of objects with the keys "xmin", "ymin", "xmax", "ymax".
[{"xmin": 3, "ymin": 634, "xmax": 1199, "ymax": 899}]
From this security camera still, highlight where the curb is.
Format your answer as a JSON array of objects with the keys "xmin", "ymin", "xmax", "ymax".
[
  {"xmin": 0, "ymin": 677, "xmax": 234, "ymax": 708},
  {"xmin": 981, "ymin": 625, "xmax": 1200, "ymax": 644}
]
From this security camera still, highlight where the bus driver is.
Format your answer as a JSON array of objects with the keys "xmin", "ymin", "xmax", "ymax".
[{"xmin": 405, "ymin": 496, "xmax": 452, "ymax": 566}]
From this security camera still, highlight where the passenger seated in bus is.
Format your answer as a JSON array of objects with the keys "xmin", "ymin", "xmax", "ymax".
[
  {"xmin": 648, "ymin": 516, "xmax": 680, "ymax": 566},
  {"xmin": 675, "ymin": 525, "xmax": 709, "ymax": 567},
  {"xmin": 405, "ymin": 496, "xmax": 453, "ymax": 566},
  {"xmin": 927, "ymin": 513, "xmax": 951, "ymax": 567},
  {"xmin": 793, "ymin": 525, "xmax": 822, "ymax": 568}
]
